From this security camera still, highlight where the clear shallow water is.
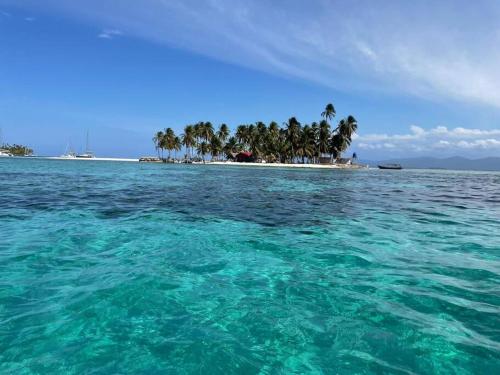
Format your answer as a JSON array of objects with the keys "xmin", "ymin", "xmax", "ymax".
[{"xmin": 0, "ymin": 158, "xmax": 499, "ymax": 374}]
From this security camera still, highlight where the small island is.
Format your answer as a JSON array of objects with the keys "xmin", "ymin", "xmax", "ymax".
[
  {"xmin": 149, "ymin": 103, "xmax": 364, "ymax": 168},
  {"xmin": 0, "ymin": 143, "xmax": 33, "ymax": 157}
]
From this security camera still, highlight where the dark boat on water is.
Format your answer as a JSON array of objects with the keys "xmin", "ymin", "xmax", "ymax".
[{"xmin": 378, "ymin": 163, "xmax": 402, "ymax": 170}]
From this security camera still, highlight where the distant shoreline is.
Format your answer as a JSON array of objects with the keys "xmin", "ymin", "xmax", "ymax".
[
  {"xmin": 11, "ymin": 156, "xmax": 367, "ymax": 169},
  {"xmin": 42, "ymin": 156, "xmax": 140, "ymax": 162},
  {"xmin": 4, "ymin": 156, "xmax": 500, "ymax": 172},
  {"xmin": 208, "ymin": 161, "xmax": 367, "ymax": 169}
]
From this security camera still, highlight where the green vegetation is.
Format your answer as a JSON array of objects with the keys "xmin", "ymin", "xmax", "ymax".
[
  {"xmin": 153, "ymin": 103, "xmax": 357, "ymax": 163},
  {"xmin": 0, "ymin": 144, "xmax": 33, "ymax": 156}
]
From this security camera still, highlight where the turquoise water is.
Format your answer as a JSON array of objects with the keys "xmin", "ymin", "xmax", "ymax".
[{"xmin": 0, "ymin": 158, "xmax": 499, "ymax": 374}]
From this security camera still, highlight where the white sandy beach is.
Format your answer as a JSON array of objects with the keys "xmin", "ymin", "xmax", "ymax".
[
  {"xmin": 35, "ymin": 157, "xmax": 368, "ymax": 169},
  {"xmin": 45, "ymin": 157, "xmax": 139, "ymax": 162},
  {"xmin": 208, "ymin": 161, "xmax": 367, "ymax": 169}
]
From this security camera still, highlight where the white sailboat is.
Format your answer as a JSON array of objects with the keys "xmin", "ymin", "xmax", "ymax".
[
  {"xmin": 0, "ymin": 129, "xmax": 12, "ymax": 157},
  {"xmin": 60, "ymin": 142, "xmax": 76, "ymax": 158},
  {"xmin": 76, "ymin": 131, "xmax": 95, "ymax": 158}
]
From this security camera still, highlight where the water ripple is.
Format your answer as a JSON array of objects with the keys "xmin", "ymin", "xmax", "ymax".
[{"xmin": 0, "ymin": 159, "xmax": 499, "ymax": 373}]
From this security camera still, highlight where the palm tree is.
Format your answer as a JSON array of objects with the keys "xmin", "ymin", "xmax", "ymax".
[
  {"xmin": 164, "ymin": 128, "xmax": 176, "ymax": 159},
  {"xmin": 318, "ymin": 120, "xmax": 331, "ymax": 159},
  {"xmin": 153, "ymin": 131, "xmax": 164, "ymax": 158},
  {"xmin": 200, "ymin": 122, "xmax": 214, "ymax": 143},
  {"xmin": 278, "ymin": 128, "xmax": 289, "ymax": 163},
  {"xmin": 210, "ymin": 136, "xmax": 222, "ymax": 161},
  {"xmin": 321, "ymin": 103, "xmax": 336, "ymax": 123},
  {"xmin": 339, "ymin": 115, "xmax": 358, "ymax": 139},
  {"xmin": 173, "ymin": 136, "xmax": 181, "ymax": 160},
  {"xmin": 254, "ymin": 122, "xmax": 267, "ymax": 159},
  {"xmin": 284, "ymin": 117, "xmax": 301, "ymax": 163},
  {"xmin": 329, "ymin": 132, "xmax": 348, "ymax": 160},
  {"xmin": 263, "ymin": 121, "xmax": 279, "ymax": 162},
  {"xmin": 197, "ymin": 141, "xmax": 210, "ymax": 163},
  {"xmin": 223, "ymin": 136, "xmax": 240, "ymax": 159},
  {"xmin": 243, "ymin": 123, "xmax": 259, "ymax": 157},
  {"xmin": 330, "ymin": 116, "xmax": 358, "ymax": 160},
  {"xmin": 298, "ymin": 125, "xmax": 316, "ymax": 163},
  {"xmin": 193, "ymin": 122, "xmax": 203, "ymax": 149},
  {"xmin": 160, "ymin": 132, "xmax": 169, "ymax": 159},
  {"xmin": 235, "ymin": 125, "xmax": 249, "ymax": 148},
  {"xmin": 217, "ymin": 123, "xmax": 229, "ymax": 143},
  {"xmin": 216, "ymin": 123, "xmax": 230, "ymax": 160},
  {"xmin": 311, "ymin": 121, "xmax": 319, "ymax": 163},
  {"xmin": 182, "ymin": 125, "xmax": 196, "ymax": 160}
]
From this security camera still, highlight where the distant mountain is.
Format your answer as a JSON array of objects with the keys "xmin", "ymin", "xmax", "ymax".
[{"xmin": 361, "ymin": 156, "xmax": 500, "ymax": 171}]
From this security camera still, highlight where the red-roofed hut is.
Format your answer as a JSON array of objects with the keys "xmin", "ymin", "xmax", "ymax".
[{"xmin": 235, "ymin": 151, "xmax": 254, "ymax": 162}]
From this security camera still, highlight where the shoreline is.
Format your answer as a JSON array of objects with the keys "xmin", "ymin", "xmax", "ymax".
[
  {"xmin": 7, "ymin": 156, "xmax": 368, "ymax": 169},
  {"xmin": 42, "ymin": 156, "xmax": 139, "ymax": 162},
  {"xmin": 207, "ymin": 161, "xmax": 368, "ymax": 169},
  {"xmin": 5, "ymin": 157, "xmax": 499, "ymax": 172}
]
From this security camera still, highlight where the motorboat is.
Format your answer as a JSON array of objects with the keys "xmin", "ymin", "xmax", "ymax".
[
  {"xmin": 378, "ymin": 163, "xmax": 402, "ymax": 170},
  {"xmin": 75, "ymin": 152, "xmax": 95, "ymax": 159}
]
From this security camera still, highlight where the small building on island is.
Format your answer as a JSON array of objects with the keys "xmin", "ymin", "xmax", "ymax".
[{"xmin": 234, "ymin": 151, "xmax": 254, "ymax": 163}]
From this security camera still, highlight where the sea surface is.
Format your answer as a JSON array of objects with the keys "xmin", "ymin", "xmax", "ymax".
[{"xmin": 0, "ymin": 158, "xmax": 499, "ymax": 374}]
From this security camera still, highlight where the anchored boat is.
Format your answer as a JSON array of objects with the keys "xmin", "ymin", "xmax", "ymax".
[
  {"xmin": 76, "ymin": 131, "xmax": 95, "ymax": 159},
  {"xmin": 378, "ymin": 163, "xmax": 402, "ymax": 170},
  {"xmin": 60, "ymin": 143, "xmax": 76, "ymax": 159}
]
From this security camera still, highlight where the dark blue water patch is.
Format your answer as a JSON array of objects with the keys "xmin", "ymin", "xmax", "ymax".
[
  {"xmin": 2, "ymin": 171, "xmax": 360, "ymax": 226},
  {"xmin": 3, "ymin": 160, "xmax": 498, "ymax": 228}
]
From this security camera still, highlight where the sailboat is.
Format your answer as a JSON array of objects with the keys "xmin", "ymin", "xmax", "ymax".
[
  {"xmin": 0, "ymin": 149, "xmax": 11, "ymax": 157},
  {"xmin": 60, "ymin": 142, "xmax": 76, "ymax": 158},
  {"xmin": 76, "ymin": 131, "xmax": 95, "ymax": 158},
  {"xmin": 0, "ymin": 129, "xmax": 11, "ymax": 157}
]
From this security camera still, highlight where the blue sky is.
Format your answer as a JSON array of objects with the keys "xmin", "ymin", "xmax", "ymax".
[{"xmin": 1, "ymin": 0, "xmax": 500, "ymax": 159}]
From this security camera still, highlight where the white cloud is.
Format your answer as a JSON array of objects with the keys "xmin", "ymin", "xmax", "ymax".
[
  {"xmin": 98, "ymin": 29, "xmax": 122, "ymax": 39},
  {"xmin": 455, "ymin": 139, "xmax": 500, "ymax": 149},
  {"xmin": 24, "ymin": 17, "xmax": 35, "ymax": 21},
  {"xmin": 354, "ymin": 125, "xmax": 500, "ymax": 156},
  {"xmin": 5, "ymin": 0, "xmax": 500, "ymax": 108},
  {"xmin": 410, "ymin": 125, "xmax": 425, "ymax": 136}
]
